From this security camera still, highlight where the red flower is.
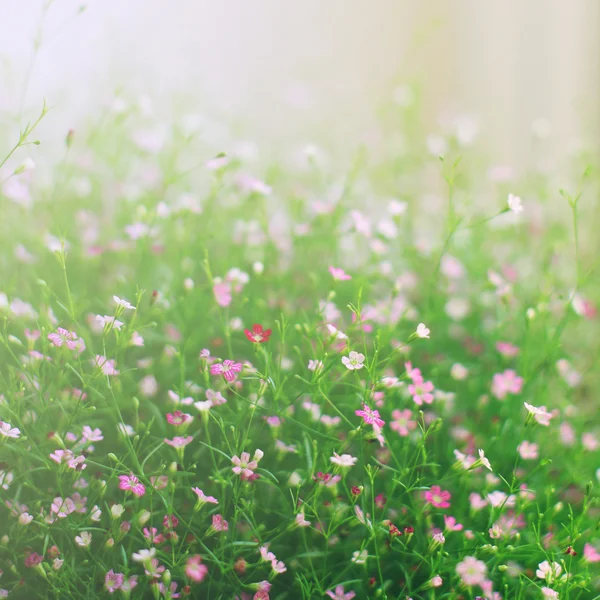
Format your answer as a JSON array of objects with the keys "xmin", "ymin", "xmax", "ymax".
[{"xmin": 244, "ymin": 324, "xmax": 272, "ymax": 343}]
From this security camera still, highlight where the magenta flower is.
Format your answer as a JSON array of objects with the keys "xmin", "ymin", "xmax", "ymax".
[
  {"xmin": 355, "ymin": 404, "xmax": 385, "ymax": 428},
  {"xmin": 105, "ymin": 570, "xmax": 124, "ymax": 593},
  {"xmin": 48, "ymin": 327, "xmax": 79, "ymax": 350},
  {"xmin": 210, "ymin": 359, "xmax": 242, "ymax": 382},
  {"xmin": 166, "ymin": 411, "xmax": 192, "ymax": 426},
  {"xmin": 425, "ymin": 485, "xmax": 452, "ymax": 509},
  {"xmin": 118, "ymin": 474, "xmax": 146, "ymax": 497}
]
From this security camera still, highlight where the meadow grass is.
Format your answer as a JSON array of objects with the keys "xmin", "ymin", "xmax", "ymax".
[{"xmin": 0, "ymin": 92, "xmax": 599, "ymax": 600}]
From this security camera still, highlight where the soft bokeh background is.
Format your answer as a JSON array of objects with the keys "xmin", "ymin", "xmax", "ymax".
[{"xmin": 1, "ymin": 0, "xmax": 599, "ymax": 166}]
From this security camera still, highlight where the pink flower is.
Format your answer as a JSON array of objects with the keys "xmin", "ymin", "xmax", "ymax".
[
  {"xmin": 496, "ymin": 341, "xmax": 519, "ymax": 357},
  {"xmin": 211, "ymin": 514, "xmax": 229, "ymax": 532},
  {"xmin": 105, "ymin": 570, "xmax": 124, "ymax": 593},
  {"xmin": 583, "ymin": 543, "xmax": 600, "ymax": 563},
  {"xmin": 355, "ymin": 404, "xmax": 385, "ymax": 428},
  {"xmin": 326, "ymin": 585, "xmax": 356, "ymax": 600},
  {"xmin": 424, "ymin": 485, "xmax": 451, "ymax": 509},
  {"xmin": 524, "ymin": 402, "xmax": 553, "ymax": 426},
  {"xmin": 444, "ymin": 515, "xmax": 463, "ymax": 531},
  {"xmin": 48, "ymin": 327, "xmax": 78, "ymax": 350},
  {"xmin": 231, "ymin": 450, "xmax": 263, "ymax": 478},
  {"xmin": 166, "ymin": 411, "xmax": 192, "ymax": 426},
  {"xmin": 329, "ymin": 266, "xmax": 352, "ymax": 281},
  {"xmin": 408, "ymin": 380, "xmax": 435, "ymax": 405},
  {"xmin": 492, "ymin": 370, "xmax": 523, "ymax": 400},
  {"xmin": 94, "ymin": 355, "xmax": 119, "ymax": 376},
  {"xmin": 210, "ymin": 360, "xmax": 242, "ymax": 382},
  {"xmin": 118, "ymin": 474, "xmax": 146, "ymax": 497},
  {"xmin": 271, "ymin": 559, "xmax": 286, "ymax": 574},
  {"xmin": 51, "ymin": 497, "xmax": 76, "ymax": 518},
  {"xmin": 456, "ymin": 556, "xmax": 487, "ymax": 586},
  {"xmin": 164, "ymin": 436, "xmax": 193, "ymax": 448},
  {"xmin": 213, "ymin": 282, "xmax": 232, "ymax": 307},
  {"xmin": 0, "ymin": 422, "xmax": 21, "ymax": 439},
  {"xmin": 185, "ymin": 555, "xmax": 208, "ymax": 582},
  {"xmin": 390, "ymin": 410, "xmax": 417, "ymax": 436},
  {"xmin": 191, "ymin": 487, "xmax": 219, "ymax": 505},
  {"xmin": 244, "ymin": 323, "xmax": 272, "ymax": 343},
  {"xmin": 517, "ymin": 441, "xmax": 538, "ymax": 460}
]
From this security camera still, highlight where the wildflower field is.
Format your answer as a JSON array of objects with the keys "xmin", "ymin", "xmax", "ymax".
[{"xmin": 0, "ymin": 89, "xmax": 599, "ymax": 600}]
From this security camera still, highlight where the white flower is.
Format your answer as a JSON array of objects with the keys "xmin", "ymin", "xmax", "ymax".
[
  {"xmin": 416, "ymin": 323, "xmax": 430, "ymax": 339},
  {"xmin": 342, "ymin": 351, "xmax": 365, "ymax": 370},
  {"xmin": 111, "ymin": 504, "xmax": 125, "ymax": 518},
  {"xmin": 326, "ymin": 323, "xmax": 348, "ymax": 340},
  {"xmin": 75, "ymin": 531, "xmax": 92, "ymax": 547},
  {"xmin": 330, "ymin": 452, "xmax": 358, "ymax": 468},
  {"xmin": 113, "ymin": 296, "xmax": 136, "ymax": 311},
  {"xmin": 351, "ymin": 549, "xmax": 368, "ymax": 564},
  {"xmin": 536, "ymin": 560, "xmax": 562, "ymax": 583},
  {"xmin": 477, "ymin": 449, "xmax": 492, "ymax": 471},
  {"xmin": 96, "ymin": 315, "xmax": 124, "ymax": 330},
  {"xmin": 132, "ymin": 547, "xmax": 156, "ymax": 562},
  {"xmin": 308, "ymin": 359, "xmax": 323, "ymax": 372},
  {"xmin": 0, "ymin": 422, "xmax": 20, "ymax": 439},
  {"xmin": 90, "ymin": 505, "xmax": 102, "ymax": 521},
  {"xmin": 507, "ymin": 193, "xmax": 523, "ymax": 214},
  {"xmin": 18, "ymin": 512, "xmax": 33, "ymax": 525}
]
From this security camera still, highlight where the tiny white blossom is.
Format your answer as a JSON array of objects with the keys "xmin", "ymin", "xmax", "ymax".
[
  {"xmin": 507, "ymin": 193, "xmax": 523, "ymax": 214},
  {"xmin": 330, "ymin": 452, "xmax": 358, "ymax": 468},
  {"xmin": 342, "ymin": 351, "xmax": 365, "ymax": 371},
  {"xmin": 75, "ymin": 531, "xmax": 92, "ymax": 547},
  {"xmin": 113, "ymin": 296, "xmax": 136, "ymax": 311},
  {"xmin": 416, "ymin": 323, "xmax": 430, "ymax": 339}
]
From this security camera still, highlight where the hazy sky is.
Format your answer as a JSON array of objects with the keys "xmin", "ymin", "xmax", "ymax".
[{"xmin": 1, "ymin": 0, "xmax": 598, "ymax": 164}]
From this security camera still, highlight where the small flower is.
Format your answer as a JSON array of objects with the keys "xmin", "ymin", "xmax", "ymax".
[
  {"xmin": 517, "ymin": 440, "xmax": 538, "ymax": 460},
  {"xmin": 96, "ymin": 315, "xmax": 124, "ymax": 331},
  {"xmin": 416, "ymin": 323, "xmax": 430, "ymax": 339},
  {"xmin": 456, "ymin": 556, "xmax": 487, "ymax": 586},
  {"xmin": 51, "ymin": 497, "xmax": 76, "ymax": 518},
  {"xmin": 231, "ymin": 449, "xmax": 263, "ymax": 478},
  {"xmin": 507, "ymin": 193, "xmax": 523, "ymax": 214},
  {"xmin": 18, "ymin": 512, "xmax": 33, "ymax": 525},
  {"xmin": 295, "ymin": 512, "xmax": 311, "ymax": 527},
  {"xmin": 536, "ymin": 560, "xmax": 562, "ymax": 583},
  {"xmin": 524, "ymin": 402, "xmax": 553, "ymax": 426},
  {"xmin": 390, "ymin": 409, "xmax": 417, "ymax": 437},
  {"xmin": 583, "ymin": 543, "xmax": 600, "ymax": 563},
  {"xmin": 94, "ymin": 355, "xmax": 119, "ymax": 376},
  {"xmin": 48, "ymin": 327, "xmax": 79, "ymax": 349},
  {"xmin": 210, "ymin": 514, "xmax": 229, "ymax": 532},
  {"xmin": 329, "ymin": 266, "xmax": 352, "ymax": 281},
  {"xmin": 326, "ymin": 585, "xmax": 356, "ymax": 600},
  {"xmin": 164, "ymin": 436, "xmax": 193, "ymax": 448},
  {"xmin": 342, "ymin": 351, "xmax": 365, "ymax": 370},
  {"xmin": 424, "ymin": 486, "xmax": 451, "ymax": 509},
  {"xmin": 118, "ymin": 474, "xmax": 146, "ymax": 497},
  {"xmin": 75, "ymin": 531, "xmax": 92, "ymax": 547},
  {"xmin": 132, "ymin": 548, "xmax": 156, "ymax": 563},
  {"xmin": 244, "ymin": 323, "xmax": 272, "ymax": 343},
  {"xmin": 330, "ymin": 452, "xmax": 358, "ymax": 468},
  {"xmin": 355, "ymin": 404, "xmax": 385, "ymax": 428},
  {"xmin": 105, "ymin": 570, "xmax": 124, "ymax": 593},
  {"xmin": 185, "ymin": 555, "xmax": 208, "ymax": 583},
  {"xmin": 113, "ymin": 296, "xmax": 136, "ymax": 310},
  {"xmin": 210, "ymin": 359, "xmax": 242, "ymax": 382},
  {"xmin": 308, "ymin": 359, "xmax": 324, "ymax": 372},
  {"xmin": 351, "ymin": 549, "xmax": 368, "ymax": 564},
  {"xmin": 477, "ymin": 449, "xmax": 493, "ymax": 471},
  {"xmin": 541, "ymin": 588, "xmax": 559, "ymax": 599},
  {"xmin": 0, "ymin": 421, "xmax": 20, "ymax": 439}
]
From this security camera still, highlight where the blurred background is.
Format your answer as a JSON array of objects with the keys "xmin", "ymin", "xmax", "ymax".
[{"xmin": 1, "ymin": 0, "xmax": 599, "ymax": 167}]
